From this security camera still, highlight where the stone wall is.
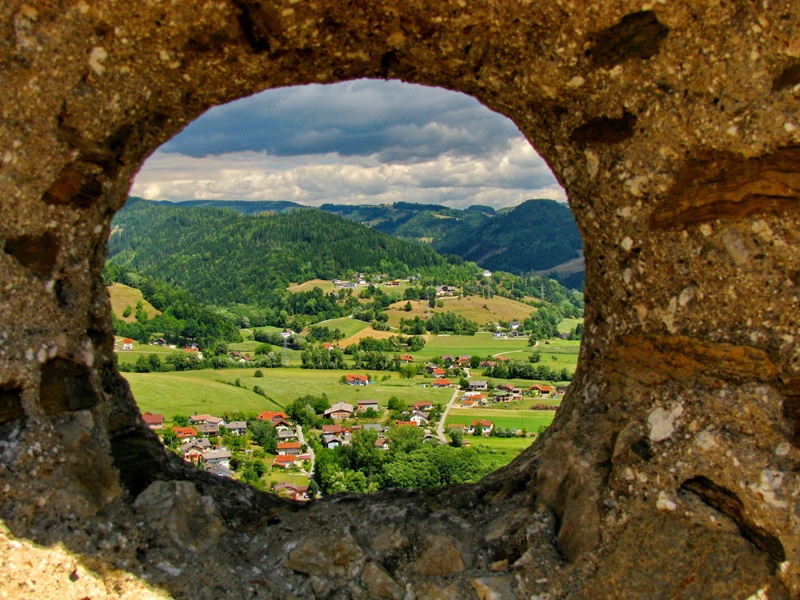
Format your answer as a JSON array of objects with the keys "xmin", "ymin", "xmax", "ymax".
[{"xmin": 1, "ymin": 1, "xmax": 799, "ymax": 597}]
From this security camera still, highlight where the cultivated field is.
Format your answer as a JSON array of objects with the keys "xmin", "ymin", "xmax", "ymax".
[
  {"xmin": 310, "ymin": 316, "xmax": 370, "ymax": 340},
  {"xmin": 108, "ymin": 283, "xmax": 160, "ymax": 322},
  {"xmin": 384, "ymin": 295, "xmax": 537, "ymax": 328}
]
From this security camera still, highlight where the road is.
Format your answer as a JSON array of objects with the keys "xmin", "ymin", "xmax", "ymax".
[
  {"xmin": 436, "ymin": 386, "xmax": 461, "ymax": 443},
  {"xmin": 296, "ymin": 424, "xmax": 314, "ymax": 477}
]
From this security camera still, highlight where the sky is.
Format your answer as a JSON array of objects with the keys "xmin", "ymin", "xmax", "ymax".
[{"xmin": 131, "ymin": 79, "xmax": 566, "ymax": 210}]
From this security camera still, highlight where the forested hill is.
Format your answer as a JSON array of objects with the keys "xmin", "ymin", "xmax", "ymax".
[
  {"xmin": 108, "ymin": 198, "xmax": 476, "ymax": 306},
  {"xmin": 319, "ymin": 199, "xmax": 582, "ymax": 278}
]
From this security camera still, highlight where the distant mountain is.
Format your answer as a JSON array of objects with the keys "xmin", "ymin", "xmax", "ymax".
[
  {"xmin": 129, "ymin": 197, "xmax": 584, "ymax": 287},
  {"xmin": 109, "ymin": 198, "xmax": 477, "ymax": 306},
  {"xmin": 320, "ymin": 199, "xmax": 582, "ymax": 277},
  {"xmin": 141, "ymin": 198, "xmax": 305, "ymax": 215}
]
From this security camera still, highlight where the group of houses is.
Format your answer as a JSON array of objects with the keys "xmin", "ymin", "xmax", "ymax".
[{"xmin": 447, "ymin": 419, "xmax": 495, "ymax": 437}]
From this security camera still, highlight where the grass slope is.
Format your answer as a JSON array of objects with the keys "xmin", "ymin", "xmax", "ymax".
[
  {"xmin": 385, "ymin": 296, "xmax": 537, "ymax": 328},
  {"xmin": 108, "ymin": 283, "xmax": 160, "ymax": 322},
  {"xmin": 310, "ymin": 317, "xmax": 371, "ymax": 339},
  {"xmin": 446, "ymin": 407, "xmax": 555, "ymax": 432}
]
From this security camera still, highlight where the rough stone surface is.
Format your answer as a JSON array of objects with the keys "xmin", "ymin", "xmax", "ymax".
[{"xmin": 2, "ymin": 1, "xmax": 800, "ymax": 598}]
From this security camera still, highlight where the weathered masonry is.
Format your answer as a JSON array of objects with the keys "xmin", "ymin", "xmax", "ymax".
[{"xmin": 1, "ymin": 1, "xmax": 799, "ymax": 598}]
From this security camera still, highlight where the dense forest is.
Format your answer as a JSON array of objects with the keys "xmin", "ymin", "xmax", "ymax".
[
  {"xmin": 109, "ymin": 198, "xmax": 478, "ymax": 307},
  {"xmin": 142, "ymin": 197, "xmax": 584, "ymax": 285}
]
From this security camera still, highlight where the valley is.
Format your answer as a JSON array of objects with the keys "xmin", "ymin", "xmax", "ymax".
[{"xmin": 108, "ymin": 198, "xmax": 583, "ymax": 499}]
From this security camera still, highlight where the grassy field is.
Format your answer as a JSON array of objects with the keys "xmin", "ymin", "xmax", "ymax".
[
  {"xmin": 310, "ymin": 317, "xmax": 370, "ymax": 339},
  {"xmin": 287, "ymin": 279, "xmax": 337, "ymax": 294},
  {"xmin": 413, "ymin": 333, "xmax": 530, "ymax": 359},
  {"xmin": 446, "ymin": 407, "xmax": 556, "ymax": 432},
  {"xmin": 468, "ymin": 436, "xmax": 535, "ymax": 469},
  {"xmin": 124, "ymin": 371, "xmax": 280, "ymax": 417},
  {"xmin": 125, "ymin": 368, "xmax": 455, "ymax": 416},
  {"xmin": 385, "ymin": 295, "xmax": 537, "ymax": 328},
  {"xmin": 557, "ymin": 317, "xmax": 583, "ymax": 334},
  {"xmin": 108, "ymin": 283, "xmax": 160, "ymax": 322}
]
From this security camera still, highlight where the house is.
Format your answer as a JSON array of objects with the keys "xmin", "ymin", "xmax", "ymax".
[
  {"xmin": 413, "ymin": 400, "xmax": 433, "ymax": 411},
  {"xmin": 201, "ymin": 448, "xmax": 232, "ymax": 468},
  {"xmin": 173, "ymin": 426, "xmax": 197, "ymax": 439},
  {"xmin": 480, "ymin": 360, "xmax": 498, "ymax": 368},
  {"xmin": 374, "ymin": 437, "xmax": 389, "ymax": 450},
  {"xmin": 400, "ymin": 355, "xmax": 414, "ymax": 363},
  {"xmin": 207, "ymin": 465, "xmax": 233, "ymax": 478},
  {"xmin": 410, "ymin": 411, "xmax": 429, "ymax": 426},
  {"xmin": 324, "ymin": 402, "xmax": 354, "ymax": 420},
  {"xmin": 141, "ymin": 411, "xmax": 164, "ymax": 429},
  {"xmin": 121, "ymin": 338, "xmax": 134, "ymax": 350},
  {"xmin": 184, "ymin": 347, "xmax": 203, "ymax": 359},
  {"xmin": 394, "ymin": 420, "xmax": 418, "ymax": 427},
  {"xmin": 496, "ymin": 383, "xmax": 520, "ymax": 394},
  {"xmin": 460, "ymin": 397, "xmax": 477, "ymax": 407},
  {"xmin": 278, "ymin": 429, "xmax": 298, "ymax": 441},
  {"xmin": 556, "ymin": 386, "xmax": 569, "ymax": 395},
  {"xmin": 257, "ymin": 410, "xmax": 288, "ymax": 422},
  {"xmin": 528, "ymin": 384, "xmax": 553, "ymax": 396},
  {"xmin": 447, "ymin": 423, "xmax": 466, "ymax": 431},
  {"xmin": 482, "ymin": 270, "xmax": 492, "ymax": 278},
  {"xmin": 496, "ymin": 355, "xmax": 509, "ymax": 362},
  {"xmin": 492, "ymin": 332, "xmax": 507, "ymax": 339},
  {"xmin": 179, "ymin": 440, "xmax": 208, "ymax": 463},
  {"xmin": 153, "ymin": 338, "xmax": 167, "ymax": 346},
  {"xmin": 277, "ymin": 442, "xmax": 302, "ymax": 455},
  {"xmin": 271, "ymin": 417, "xmax": 294, "ymax": 429},
  {"xmin": 321, "ymin": 424, "xmax": 346, "ymax": 436},
  {"xmin": 432, "ymin": 378, "xmax": 452, "ymax": 388},
  {"xmin": 274, "ymin": 482, "xmax": 309, "ymax": 501},
  {"xmin": 468, "ymin": 381, "xmax": 488, "ymax": 391},
  {"xmin": 457, "ymin": 355, "xmax": 472, "ymax": 366},
  {"xmin": 469, "ymin": 420, "xmax": 494, "ymax": 436},
  {"xmin": 357, "ymin": 399, "xmax": 380, "ymax": 413},
  {"xmin": 345, "ymin": 374, "xmax": 369, "ymax": 386},
  {"xmin": 198, "ymin": 423, "xmax": 220, "ymax": 437},
  {"xmin": 189, "ymin": 414, "xmax": 224, "ymax": 426},
  {"xmin": 273, "ymin": 454, "xmax": 298, "ymax": 469},
  {"xmin": 226, "ymin": 421, "xmax": 248, "ymax": 435},
  {"xmin": 325, "ymin": 437, "xmax": 343, "ymax": 449},
  {"xmin": 440, "ymin": 355, "xmax": 455, "ymax": 364},
  {"xmin": 427, "ymin": 366, "xmax": 446, "ymax": 376},
  {"xmin": 422, "ymin": 433, "xmax": 439, "ymax": 444}
]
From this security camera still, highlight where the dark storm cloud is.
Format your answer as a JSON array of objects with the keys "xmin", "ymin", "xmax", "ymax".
[{"xmin": 161, "ymin": 79, "xmax": 522, "ymax": 163}]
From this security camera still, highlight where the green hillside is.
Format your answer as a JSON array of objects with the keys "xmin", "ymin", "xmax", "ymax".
[{"xmin": 108, "ymin": 198, "xmax": 477, "ymax": 307}]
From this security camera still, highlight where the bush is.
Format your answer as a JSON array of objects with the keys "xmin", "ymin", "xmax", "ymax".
[{"xmin": 254, "ymin": 369, "xmax": 264, "ymax": 377}]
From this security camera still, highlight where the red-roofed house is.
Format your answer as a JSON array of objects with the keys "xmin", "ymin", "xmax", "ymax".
[
  {"xmin": 400, "ymin": 355, "xmax": 414, "ymax": 363},
  {"xmin": 427, "ymin": 366, "xmax": 446, "ymax": 376},
  {"xmin": 277, "ymin": 441, "xmax": 302, "ymax": 455},
  {"xmin": 394, "ymin": 420, "xmax": 418, "ymax": 427},
  {"xmin": 528, "ymin": 385, "xmax": 553, "ymax": 396},
  {"xmin": 257, "ymin": 410, "xmax": 288, "ymax": 422},
  {"xmin": 173, "ymin": 426, "xmax": 197, "ymax": 439},
  {"xmin": 346, "ymin": 374, "xmax": 369, "ymax": 386},
  {"xmin": 432, "ymin": 378, "xmax": 452, "ymax": 388},
  {"xmin": 496, "ymin": 355, "xmax": 509, "ymax": 362},
  {"xmin": 469, "ymin": 420, "xmax": 494, "ymax": 436},
  {"xmin": 413, "ymin": 401, "xmax": 433, "ymax": 411},
  {"xmin": 142, "ymin": 412, "xmax": 164, "ymax": 429},
  {"xmin": 121, "ymin": 338, "xmax": 134, "ymax": 350}
]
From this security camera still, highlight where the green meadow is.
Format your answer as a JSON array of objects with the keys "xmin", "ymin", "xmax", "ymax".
[
  {"xmin": 468, "ymin": 436, "xmax": 535, "ymax": 469},
  {"xmin": 445, "ymin": 407, "xmax": 556, "ymax": 432},
  {"xmin": 310, "ymin": 316, "xmax": 370, "ymax": 339},
  {"xmin": 125, "ymin": 368, "xmax": 454, "ymax": 417}
]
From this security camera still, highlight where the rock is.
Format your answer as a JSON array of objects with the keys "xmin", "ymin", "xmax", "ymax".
[
  {"xmin": 411, "ymin": 534, "xmax": 465, "ymax": 576},
  {"xmin": 286, "ymin": 527, "xmax": 365, "ymax": 580},
  {"xmin": 133, "ymin": 480, "xmax": 224, "ymax": 553},
  {"xmin": 361, "ymin": 561, "xmax": 404, "ymax": 600},
  {"xmin": 471, "ymin": 576, "xmax": 516, "ymax": 600},
  {"xmin": 414, "ymin": 581, "xmax": 463, "ymax": 600}
]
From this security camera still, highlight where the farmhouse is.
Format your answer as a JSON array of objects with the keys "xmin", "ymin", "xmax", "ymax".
[
  {"xmin": 400, "ymin": 355, "xmax": 414, "ymax": 363},
  {"xmin": 345, "ymin": 374, "xmax": 369, "ymax": 386},
  {"xmin": 432, "ymin": 379, "xmax": 452, "ymax": 388},
  {"xmin": 121, "ymin": 338, "xmax": 134, "ymax": 350},
  {"xmin": 272, "ymin": 454, "xmax": 298, "ymax": 469},
  {"xmin": 325, "ymin": 402, "xmax": 354, "ymax": 420},
  {"xmin": 357, "ymin": 400, "xmax": 380, "ymax": 413},
  {"xmin": 141, "ymin": 411, "xmax": 164, "ymax": 429},
  {"xmin": 257, "ymin": 410, "xmax": 288, "ymax": 423},
  {"xmin": 413, "ymin": 401, "xmax": 433, "ymax": 411}
]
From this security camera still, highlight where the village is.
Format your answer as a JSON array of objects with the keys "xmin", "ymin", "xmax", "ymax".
[{"xmin": 139, "ymin": 348, "xmax": 563, "ymax": 501}]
